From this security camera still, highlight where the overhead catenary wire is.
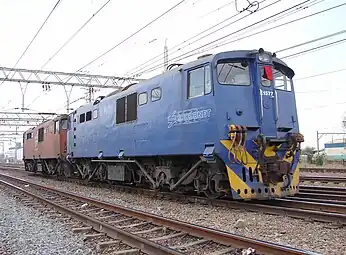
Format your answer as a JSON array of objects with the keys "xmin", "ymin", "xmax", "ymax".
[
  {"xmin": 132, "ymin": 0, "xmax": 313, "ymax": 76},
  {"xmin": 277, "ymin": 29, "xmax": 346, "ymax": 53},
  {"xmin": 40, "ymin": 0, "xmax": 112, "ymax": 70},
  {"xmin": 26, "ymin": 0, "xmax": 113, "ymax": 108},
  {"xmin": 27, "ymin": 0, "xmax": 187, "ymax": 111},
  {"xmin": 12, "ymin": 0, "xmax": 63, "ymax": 69},
  {"xmin": 301, "ymin": 101, "xmax": 346, "ymax": 111},
  {"xmin": 296, "ymin": 88, "xmax": 341, "ymax": 94},
  {"xmin": 76, "ymin": 0, "xmax": 188, "ymax": 73},
  {"xmin": 129, "ymin": 0, "xmax": 324, "ymax": 76},
  {"xmin": 295, "ymin": 67, "xmax": 346, "ymax": 81},
  {"xmin": 281, "ymin": 38, "xmax": 346, "ymax": 59},
  {"xmin": 295, "ymin": 68, "xmax": 346, "ymax": 94},
  {"xmin": 134, "ymin": 1, "xmax": 346, "ymax": 77},
  {"xmin": 235, "ymin": 0, "xmax": 260, "ymax": 13},
  {"xmin": 44, "ymin": 0, "xmax": 245, "ymax": 111},
  {"xmin": 200, "ymin": 0, "xmax": 337, "ymax": 54},
  {"xmin": 199, "ymin": 0, "xmax": 339, "ymax": 53},
  {"xmin": 275, "ymin": 37, "xmax": 346, "ymax": 94},
  {"xmin": 201, "ymin": 1, "xmax": 236, "ymax": 18},
  {"xmin": 25, "ymin": 0, "xmax": 336, "ymax": 113},
  {"xmin": 0, "ymin": 0, "xmax": 63, "ymax": 88},
  {"xmin": 259, "ymin": 0, "xmax": 325, "ymax": 24},
  {"xmin": 125, "ymin": 0, "xmax": 273, "ymax": 75}
]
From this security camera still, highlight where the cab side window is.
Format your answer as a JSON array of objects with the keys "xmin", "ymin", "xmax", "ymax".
[
  {"xmin": 54, "ymin": 121, "xmax": 59, "ymax": 133},
  {"xmin": 151, "ymin": 87, "xmax": 162, "ymax": 102},
  {"xmin": 38, "ymin": 128, "xmax": 44, "ymax": 142},
  {"xmin": 138, "ymin": 92, "xmax": 148, "ymax": 105},
  {"xmin": 188, "ymin": 65, "xmax": 212, "ymax": 99},
  {"xmin": 273, "ymin": 68, "xmax": 292, "ymax": 92}
]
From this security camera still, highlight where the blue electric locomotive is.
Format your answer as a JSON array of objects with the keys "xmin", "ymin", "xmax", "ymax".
[{"xmin": 66, "ymin": 48, "xmax": 304, "ymax": 200}]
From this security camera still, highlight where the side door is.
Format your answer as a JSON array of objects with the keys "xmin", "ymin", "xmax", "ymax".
[
  {"xmin": 59, "ymin": 118, "xmax": 68, "ymax": 157},
  {"xmin": 181, "ymin": 63, "xmax": 215, "ymax": 153},
  {"xmin": 67, "ymin": 112, "xmax": 76, "ymax": 156}
]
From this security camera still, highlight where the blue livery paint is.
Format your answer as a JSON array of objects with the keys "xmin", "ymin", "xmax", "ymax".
[
  {"xmin": 68, "ymin": 51, "xmax": 299, "ymax": 158},
  {"xmin": 68, "ymin": 50, "xmax": 299, "ymax": 159},
  {"xmin": 64, "ymin": 49, "xmax": 303, "ymax": 200}
]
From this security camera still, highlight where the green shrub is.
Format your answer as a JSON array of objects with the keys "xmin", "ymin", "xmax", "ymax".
[{"xmin": 315, "ymin": 153, "xmax": 326, "ymax": 166}]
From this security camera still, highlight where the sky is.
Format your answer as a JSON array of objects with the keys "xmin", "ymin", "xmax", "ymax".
[{"xmin": 0, "ymin": 0, "xmax": 346, "ymax": 152}]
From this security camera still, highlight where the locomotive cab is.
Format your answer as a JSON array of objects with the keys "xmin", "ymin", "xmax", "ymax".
[{"xmin": 213, "ymin": 49, "xmax": 303, "ymax": 200}]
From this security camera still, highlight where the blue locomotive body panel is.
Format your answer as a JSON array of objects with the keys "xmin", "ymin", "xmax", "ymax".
[
  {"xmin": 66, "ymin": 49, "xmax": 303, "ymax": 200},
  {"xmin": 68, "ymin": 50, "xmax": 299, "ymax": 158},
  {"xmin": 68, "ymin": 55, "xmax": 219, "ymax": 158}
]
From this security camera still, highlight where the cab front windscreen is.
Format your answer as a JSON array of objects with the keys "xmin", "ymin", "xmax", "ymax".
[{"xmin": 216, "ymin": 60, "xmax": 251, "ymax": 86}]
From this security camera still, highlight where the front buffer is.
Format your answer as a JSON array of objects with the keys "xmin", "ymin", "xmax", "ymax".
[{"xmin": 219, "ymin": 125, "xmax": 304, "ymax": 200}]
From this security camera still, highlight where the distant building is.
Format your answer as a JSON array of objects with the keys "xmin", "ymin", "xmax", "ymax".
[
  {"xmin": 4, "ymin": 148, "xmax": 23, "ymax": 163},
  {"xmin": 324, "ymin": 139, "xmax": 346, "ymax": 161}
]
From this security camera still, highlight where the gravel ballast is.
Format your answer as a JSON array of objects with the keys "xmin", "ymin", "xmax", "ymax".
[
  {"xmin": 0, "ymin": 186, "xmax": 93, "ymax": 255},
  {"xmin": 1, "ymin": 169, "xmax": 346, "ymax": 255}
]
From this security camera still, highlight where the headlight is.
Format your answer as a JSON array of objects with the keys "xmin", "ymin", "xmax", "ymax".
[{"xmin": 259, "ymin": 52, "xmax": 271, "ymax": 62}]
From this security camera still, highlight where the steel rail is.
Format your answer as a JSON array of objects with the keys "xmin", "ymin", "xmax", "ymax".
[
  {"xmin": 0, "ymin": 172, "xmax": 345, "ymax": 226},
  {"xmin": 1, "ymin": 168, "xmax": 345, "ymax": 213},
  {"xmin": 300, "ymin": 175, "xmax": 346, "ymax": 183},
  {"xmin": 261, "ymin": 198, "xmax": 346, "ymax": 214},
  {"xmin": 0, "ymin": 169, "xmax": 345, "ymax": 224},
  {"xmin": 0, "ymin": 173, "xmax": 318, "ymax": 255},
  {"xmin": 295, "ymin": 192, "xmax": 346, "ymax": 201},
  {"xmin": 300, "ymin": 189, "xmax": 346, "ymax": 196},
  {"xmin": 3, "ymin": 167, "xmax": 346, "ymax": 204},
  {"xmin": 0, "ymin": 179, "xmax": 183, "ymax": 255},
  {"xmin": 300, "ymin": 185, "xmax": 346, "ymax": 195},
  {"xmin": 285, "ymin": 197, "xmax": 346, "ymax": 206},
  {"xmin": 0, "ymin": 164, "xmax": 24, "ymax": 168},
  {"xmin": 300, "ymin": 167, "xmax": 346, "ymax": 173}
]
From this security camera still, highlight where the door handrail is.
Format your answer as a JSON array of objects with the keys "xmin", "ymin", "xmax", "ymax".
[
  {"xmin": 275, "ymin": 90, "xmax": 279, "ymax": 121},
  {"xmin": 259, "ymin": 89, "xmax": 264, "ymax": 121}
]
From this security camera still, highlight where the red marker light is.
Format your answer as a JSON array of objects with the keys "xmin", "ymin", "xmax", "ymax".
[{"xmin": 263, "ymin": 65, "xmax": 273, "ymax": 81}]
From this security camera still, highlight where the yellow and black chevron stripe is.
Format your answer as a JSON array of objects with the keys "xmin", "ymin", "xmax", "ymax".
[{"xmin": 220, "ymin": 139, "xmax": 299, "ymax": 200}]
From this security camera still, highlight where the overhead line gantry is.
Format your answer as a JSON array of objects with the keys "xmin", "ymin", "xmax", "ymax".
[{"xmin": 0, "ymin": 66, "xmax": 144, "ymax": 113}]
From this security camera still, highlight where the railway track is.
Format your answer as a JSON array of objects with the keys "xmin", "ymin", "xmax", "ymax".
[
  {"xmin": 292, "ymin": 185, "xmax": 346, "ymax": 202},
  {"xmin": 300, "ymin": 185, "xmax": 346, "ymax": 194},
  {"xmin": 1, "ymin": 172, "xmax": 345, "ymax": 228},
  {"xmin": 0, "ymin": 163, "xmax": 24, "ymax": 169},
  {"xmin": 258, "ymin": 198, "xmax": 346, "ymax": 215},
  {"xmin": 300, "ymin": 167, "xmax": 346, "ymax": 174},
  {"xmin": 300, "ymin": 175, "xmax": 346, "ymax": 183},
  {"xmin": 0, "ymin": 174, "xmax": 318, "ymax": 255}
]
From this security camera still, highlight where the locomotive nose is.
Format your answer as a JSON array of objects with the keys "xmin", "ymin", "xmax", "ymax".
[{"xmin": 220, "ymin": 125, "xmax": 303, "ymax": 200}]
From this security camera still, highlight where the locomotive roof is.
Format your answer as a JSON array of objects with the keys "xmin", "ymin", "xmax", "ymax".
[
  {"xmin": 76, "ymin": 49, "xmax": 293, "ymax": 110},
  {"xmin": 162, "ymin": 49, "xmax": 290, "ymax": 71},
  {"xmin": 23, "ymin": 114, "xmax": 68, "ymax": 134},
  {"xmin": 104, "ymin": 49, "xmax": 291, "ymax": 95}
]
